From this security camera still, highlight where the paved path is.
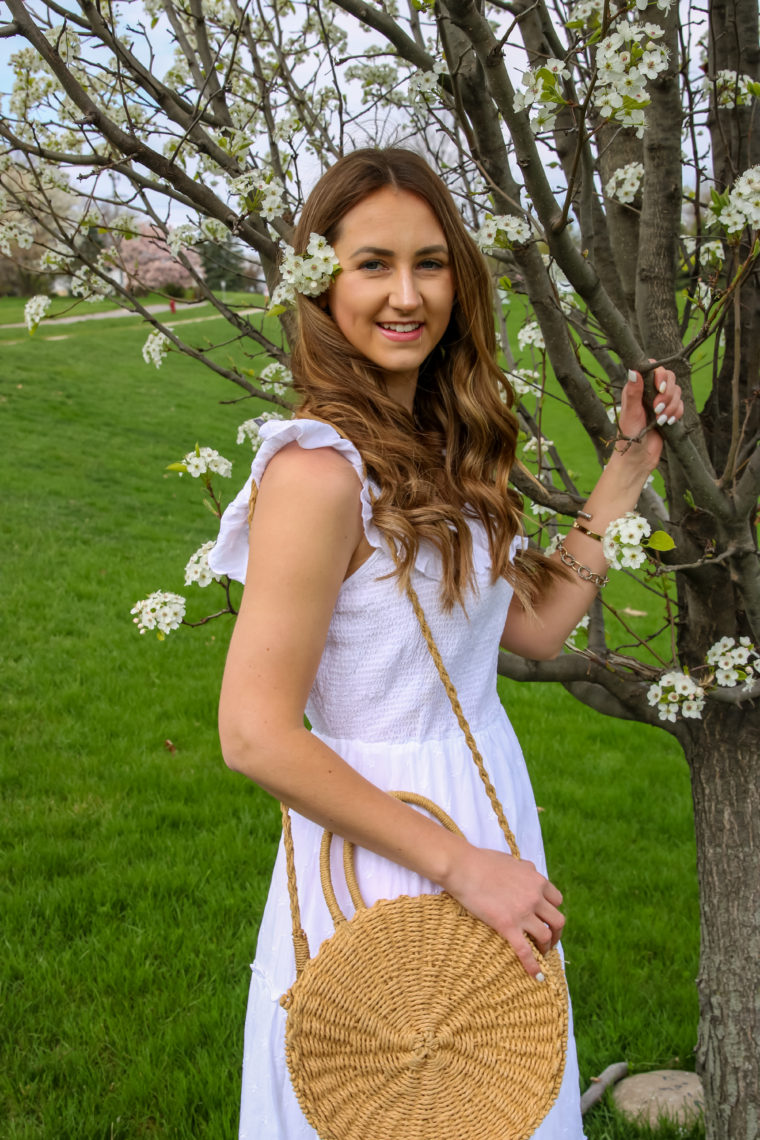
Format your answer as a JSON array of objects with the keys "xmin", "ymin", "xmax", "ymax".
[{"xmin": 0, "ymin": 302, "xmax": 185, "ymax": 330}]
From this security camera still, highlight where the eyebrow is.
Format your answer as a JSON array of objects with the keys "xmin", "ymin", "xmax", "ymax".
[{"xmin": 349, "ymin": 244, "xmax": 449, "ymax": 258}]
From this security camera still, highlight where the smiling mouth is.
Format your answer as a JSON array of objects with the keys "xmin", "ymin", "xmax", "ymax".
[{"xmin": 378, "ymin": 322, "xmax": 423, "ymax": 332}]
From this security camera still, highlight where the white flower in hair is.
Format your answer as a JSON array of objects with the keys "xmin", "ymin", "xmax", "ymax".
[{"xmin": 270, "ymin": 233, "xmax": 341, "ymax": 308}]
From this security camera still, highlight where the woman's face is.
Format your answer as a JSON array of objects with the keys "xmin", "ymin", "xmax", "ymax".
[{"xmin": 327, "ymin": 186, "xmax": 456, "ymax": 406}]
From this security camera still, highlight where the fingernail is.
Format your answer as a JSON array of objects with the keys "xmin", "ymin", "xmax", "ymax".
[
  {"xmin": 627, "ymin": 369, "xmax": 638, "ymax": 384},
  {"xmin": 657, "ymin": 413, "xmax": 667, "ymax": 426},
  {"xmin": 667, "ymin": 415, "xmax": 677, "ymax": 425},
  {"xmin": 536, "ymin": 972, "xmax": 545, "ymax": 982},
  {"xmin": 654, "ymin": 401, "xmax": 666, "ymax": 414},
  {"xmin": 657, "ymin": 379, "xmax": 667, "ymax": 393}
]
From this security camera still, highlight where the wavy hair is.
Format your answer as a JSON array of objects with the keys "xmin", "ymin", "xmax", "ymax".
[{"xmin": 289, "ymin": 147, "xmax": 558, "ymax": 611}]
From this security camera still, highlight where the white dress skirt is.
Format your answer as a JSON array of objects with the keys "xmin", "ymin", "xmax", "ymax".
[{"xmin": 210, "ymin": 418, "xmax": 587, "ymax": 1140}]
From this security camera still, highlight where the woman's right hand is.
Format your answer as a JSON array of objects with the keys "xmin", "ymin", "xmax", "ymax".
[{"xmin": 442, "ymin": 843, "xmax": 565, "ymax": 979}]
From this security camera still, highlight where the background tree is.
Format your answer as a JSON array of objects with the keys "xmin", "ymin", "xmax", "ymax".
[{"xmin": 1, "ymin": 3, "xmax": 758, "ymax": 1137}]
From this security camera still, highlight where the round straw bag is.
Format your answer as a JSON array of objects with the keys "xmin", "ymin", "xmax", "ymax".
[
  {"xmin": 278, "ymin": 583, "xmax": 569, "ymax": 1140},
  {"xmin": 281, "ymin": 792, "xmax": 568, "ymax": 1140}
]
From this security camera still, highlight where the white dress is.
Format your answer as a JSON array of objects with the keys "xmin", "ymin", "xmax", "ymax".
[{"xmin": 210, "ymin": 418, "xmax": 586, "ymax": 1140}]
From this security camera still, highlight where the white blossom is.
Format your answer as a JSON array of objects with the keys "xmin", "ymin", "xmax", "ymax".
[
  {"xmin": 647, "ymin": 670, "xmax": 705, "ymax": 721},
  {"xmin": 130, "ymin": 590, "xmax": 186, "ymax": 637},
  {"xmin": 504, "ymin": 368, "xmax": 540, "ymax": 396},
  {"xmin": 565, "ymin": 614, "xmax": 589, "ymax": 650},
  {"xmin": 271, "ymin": 233, "xmax": 341, "ymax": 307},
  {"xmin": 517, "ymin": 320, "xmax": 545, "ymax": 351},
  {"xmin": 236, "ymin": 411, "xmax": 286, "ymax": 451},
  {"xmin": 24, "ymin": 294, "xmax": 51, "ymax": 332},
  {"xmin": 408, "ymin": 60, "xmax": 447, "ymax": 104},
  {"xmin": 167, "ymin": 223, "xmax": 199, "ymax": 256},
  {"xmin": 709, "ymin": 70, "xmax": 757, "ymax": 109},
  {"xmin": 181, "ymin": 445, "xmax": 232, "ymax": 478},
  {"xmin": 706, "ymin": 636, "xmax": 758, "ymax": 686},
  {"xmin": 184, "ymin": 540, "xmax": 222, "ymax": 588},
  {"xmin": 712, "ymin": 165, "xmax": 760, "ymax": 236},
  {"xmin": 259, "ymin": 361, "xmax": 293, "ymax": 397},
  {"xmin": 603, "ymin": 512, "xmax": 651, "ymax": 570},
  {"xmin": 475, "ymin": 213, "xmax": 531, "ymax": 252},
  {"xmin": 142, "ymin": 329, "xmax": 171, "ymax": 368},
  {"xmin": 605, "ymin": 162, "xmax": 645, "ymax": 206}
]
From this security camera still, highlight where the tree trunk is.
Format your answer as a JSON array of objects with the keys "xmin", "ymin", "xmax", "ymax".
[{"xmin": 686, "ymin": 704, "xmax": 760, "ymax": 1140}]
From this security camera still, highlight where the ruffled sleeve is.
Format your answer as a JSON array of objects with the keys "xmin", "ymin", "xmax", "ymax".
[{"xmin": 208, "ymin": 418, "xmax": 383, "ymax": 584}]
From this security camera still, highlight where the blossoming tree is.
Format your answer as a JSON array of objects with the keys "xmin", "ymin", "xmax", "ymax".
[{"xmin": 1, "ymin": 1, "xmax": 758, "ymax": 1135}]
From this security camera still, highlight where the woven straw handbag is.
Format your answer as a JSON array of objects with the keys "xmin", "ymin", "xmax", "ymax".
[{"xmin": 278, "ymin": 579, "xmax": 569, "ymax": 1140}]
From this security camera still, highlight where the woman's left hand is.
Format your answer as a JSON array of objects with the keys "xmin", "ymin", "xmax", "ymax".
[{"xmin": 617, "ymin": 364, "xmax": 683, "ymax": 472}]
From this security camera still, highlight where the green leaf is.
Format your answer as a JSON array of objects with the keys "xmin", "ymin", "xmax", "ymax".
[
  {"xmin": 683, "ymin": 489, "xmax": 696, "ymax": 509},
  {"xmin": 747, "ymin": 81, "xmax": 760, "ymax": 99},
  {"xmin": 266, "ymin": 303, "xmax": 287, "ymax": 318},
  {"xmin": 646, "ymin": 530, "xmax": 676, "ymax": 552},
  {"xmin": 498, "ymin": 276, "xmax": 512, "ymax": 291},
  {"xmin": 166, "ymin": 462, "xmax": 187, "ymax": 473}
]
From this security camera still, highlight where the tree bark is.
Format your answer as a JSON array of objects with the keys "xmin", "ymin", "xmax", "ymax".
[{"xmin": 686, "ymin": 705, "xmax": 760, "ymax": 1140}]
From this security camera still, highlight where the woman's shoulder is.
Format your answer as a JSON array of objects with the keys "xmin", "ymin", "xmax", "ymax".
[{"xmin": 252, "ymin": 416, "xmax": 366, "ymax": 488}]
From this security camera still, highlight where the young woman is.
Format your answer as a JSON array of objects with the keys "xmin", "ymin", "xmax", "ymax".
[{"xmin": 211, "ymin": 148, "xmax": 683, "ymax": 1139}]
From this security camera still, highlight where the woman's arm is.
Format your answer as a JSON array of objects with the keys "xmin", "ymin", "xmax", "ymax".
[
  {"xmin": 501, "ymin": 367, "xmax": 683, "ymax": 660},
  {"xmin": 219, "ymin": 441, "xmax": 563, "ymax": 977}
]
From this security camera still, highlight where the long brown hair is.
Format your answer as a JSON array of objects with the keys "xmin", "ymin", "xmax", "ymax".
[{"xmin": 290, "ymin": 148, "xmax": 554, "ymax": 611}]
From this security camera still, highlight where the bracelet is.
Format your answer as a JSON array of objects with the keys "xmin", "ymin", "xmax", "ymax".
[
  {"xmin": 556, "ymin": 539, "xmax": 609, "ymax": 588},
  {"xmin": 572, "ymin": 519, "xmax": 604, "ymax": 542}
]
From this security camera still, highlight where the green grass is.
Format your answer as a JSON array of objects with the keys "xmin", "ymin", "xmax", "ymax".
[{"xmin": 2, "ymin": 307, "xmax": 701, "ymax": 1138}]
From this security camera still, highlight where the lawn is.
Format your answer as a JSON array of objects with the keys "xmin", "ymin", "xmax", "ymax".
[{"xmin": 1, "ymin": 301, "xmax": 701, "ymax": 1139}]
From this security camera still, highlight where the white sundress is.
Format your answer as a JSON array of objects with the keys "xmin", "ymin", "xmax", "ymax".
[{"xmin": 210, "ymin": 418, "xmax": 586, "ymax": 1140}]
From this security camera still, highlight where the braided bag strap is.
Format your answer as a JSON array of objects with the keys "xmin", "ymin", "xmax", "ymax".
[{"xmin": 404, "ymin": 580, "xmax": 520, "ymax": 860}]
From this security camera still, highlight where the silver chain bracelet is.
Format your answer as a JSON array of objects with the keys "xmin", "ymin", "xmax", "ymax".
[{"xmin": 556, "ymin": 539, "xmax": 609, "ymax": 588}]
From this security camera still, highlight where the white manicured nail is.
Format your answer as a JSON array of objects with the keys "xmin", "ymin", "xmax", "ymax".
[
  {"xmin": 654, "ymin": 401, "xmax": 666, "ymax": 414},
  {"xmin": 657, "ymin": 413, "xmax": 667, "ymax": 426},
  {"xmin": 627, "ymin": 369, "xmax": 638, "ymax": 384},
  {"xmin": 667, "ymin": 415, "xmax": 677, "ymax": 425},
  {"xmin": 536, "ymin": 972, "xmax": 545, "ymax": 982},
  {"xmin": 657, "ymin": 378, "xmax": 667, "ymax": 393}
]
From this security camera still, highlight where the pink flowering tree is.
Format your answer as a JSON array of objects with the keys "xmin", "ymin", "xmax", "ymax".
[
  {"xmin": 119, "ymin": 226, "xmax": 205, "ymax": 294},
  {"xmin": 1, "ymin": 3, "xmax": 758, "ymax": 1135}
]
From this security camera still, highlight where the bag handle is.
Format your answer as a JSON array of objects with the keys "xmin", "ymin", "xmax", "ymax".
[{"xmin": 320, "ymin": 791, "xmax": 465, "ymax": 926}]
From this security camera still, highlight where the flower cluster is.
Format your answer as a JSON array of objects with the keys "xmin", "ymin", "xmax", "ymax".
[
  {"xmin": 710, "ymin": 70, "xmax": 758, "ymax": 109},
  {"xmin": 184, "ymin": 540, "xmax": 222, "ymax": 588},
  {"xmin": 167, "ymin": 223, "xmax": 199, "ymax": 256},
  {"xmin": 522, "ymin": 434, "xmax": 554, "ymax": 456},
  {"xmin": 647, "ymin": 672, "xmax": 705, "ymax": 722},
  {"xmin": 513, "ymin": 60, "xmax": 569, "ymax": 133},
  {"xmin": 504, "ymin": 368, "xmax": 540, "ymax": 397},
  {"xmin": 682, "ymin": 237, "xmax": 724, "ymax": 266},
  {"xmin": 605, "ymin": 161, "xmax": 644, "ymax": 205},
  {"xmin": 475, "ymin": 214, "xmax": 532, "ymax": 252},
  {"xmin": 711, "ymin": 165, "xmax": 760, "ymax": 236},
  {"xmin": 24, "ymin": 294, "xmax": 51, "ymax": 333},
  {"xmin": 565, "ymin": 615, "xmax": 589, "ymax": 650},
  {"xmin": 517, "ymin": 320, "xmax": 545, "ymax": 351},
  {"xmin": 408, "ymin": 60, "xmax": 447, "ymax": 104},
  {"xmin": 142, "ymin": 329, "xmax": 171, "ymax": 368},
  {"xmin": 602, "ymin": 512, "xmax": 651, "ymax": 569},
  {"xmin": 70, "ymin": 265, "xmax": 115, "ymax": 302},
  {"xmin": 130, "ymin": 590, "xmax": 186, "ymax": 637},
  {"xmin": 231, "ymin": 172, "xmax": 286, "ymax": 221},
  {"xmin": 593, "ymin": 22, "xmax": 669, "ymax": 136},
  {"xmin": 270, "ymin": 233, "xmax": 341, "ymax": 308},
  {"xmin": 236, "ymin": 411, "xmax": 286, "ymax": 451},
  {"xmin": 706, "ymin": 636, "xmax": 758, "ymax": 689},
  {"xmin": 0, "ymin": 215, "xmax": 35, "ymax": 256},
  {"xmin": 259, "ymin": 361, "xmax": 293, "ymax": 397},
  {"xmin": 181, "ymin": 446, "xmax": 232, "ymax": 479}
]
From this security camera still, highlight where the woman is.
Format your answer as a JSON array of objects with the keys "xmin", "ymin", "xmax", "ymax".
[{"xmin": 211, "ymin": 148, "xmax": 683, "ymax": 1139}]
